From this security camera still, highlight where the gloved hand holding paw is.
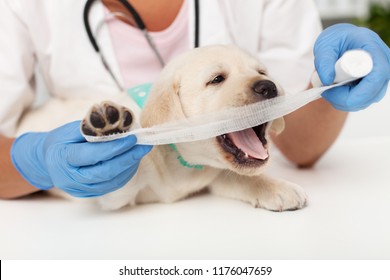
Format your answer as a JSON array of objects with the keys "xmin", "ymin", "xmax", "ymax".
[
  {"xmin": 314, "ymin": 23, "xmax": 390, "ymax": 111},
  {"xmin": 11, "ymin": 121, "xmax": 152, "ymax": 197}
]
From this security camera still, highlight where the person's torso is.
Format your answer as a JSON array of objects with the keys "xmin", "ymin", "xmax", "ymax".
[{"xmin": 15, "ymin": 0, "xmax": 254, "ymax": 99}]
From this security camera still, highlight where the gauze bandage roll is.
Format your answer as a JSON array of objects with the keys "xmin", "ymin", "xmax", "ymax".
[
  {"xmin": 83, "ymin": 50, "xmax": 373, "ymax": 145},
  {"xmin": 311, "ymin": 49, "xmax": 373, "ymax": 87}
]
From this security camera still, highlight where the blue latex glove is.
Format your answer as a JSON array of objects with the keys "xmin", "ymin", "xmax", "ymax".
[
  {"xmin": 11, "ymin": 121, "xmax": 152, "ymax": 198},
  {"xmin": 314, "ymin": 23, "xmax": 390, "ymax": 111}
]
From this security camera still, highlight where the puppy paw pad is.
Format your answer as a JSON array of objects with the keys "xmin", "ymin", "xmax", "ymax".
[
  {"xmin": 105, "ymin": 105, "xmax": 120, "ymax": 125},
  {"xmin": 123, "ymin": 111, "xmax": 133, "ymax": 128},
  {"xmin": 81, "ymin": 121, "xmax": 97, "ymax": 136},
  {"xmin": 82, "ymin": 102, "xmax": 134, "ymax": 137},
  {"xmin": 90, "ymin": 111, "xmax": 106, "ymax": 128}
]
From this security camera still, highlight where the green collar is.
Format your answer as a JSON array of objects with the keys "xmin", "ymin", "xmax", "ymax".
[
  {"xmin": 128, "ymin": 83, "xmax": 204, "ymax": 170},
  {"xmin": 167, "ymin": 144, "xmax": 204, "ymax": 170}
]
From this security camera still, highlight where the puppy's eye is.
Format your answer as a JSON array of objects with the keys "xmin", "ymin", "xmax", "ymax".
[
  {"xmin": 209, "ymin": 75, "xmax": 225, "ymax": 85},
  {"xmin": 258, "ymin": 70, "xmax": 267, "ymax": 75}
]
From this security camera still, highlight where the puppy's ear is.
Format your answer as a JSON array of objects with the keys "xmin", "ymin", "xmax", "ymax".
[
  {"xmin": 140, "ymin": 76, "xmax": 185, "ymax": 128},
  {"xmin": 269, "ymin": 117, "xmax": 285, "ymax": 135}
]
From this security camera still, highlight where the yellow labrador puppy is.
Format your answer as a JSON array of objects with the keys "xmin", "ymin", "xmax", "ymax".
[{"xmin": 81, "ymin": 45, "xmax": 307, "ymax": 211}]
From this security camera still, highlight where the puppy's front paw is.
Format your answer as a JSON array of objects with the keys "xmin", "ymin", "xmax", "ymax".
[
  {"xmin": 98, "ymin": 195, "xmax": 131, "ymax": 211},
  {"xmin": 254, "ymin": 181, "xmax": 307, "ymax": 211},
  {"xmin": 81, "ymin": 101, "xmax": 134, "ymax": 136},
  {"xmin": 97, "ymin": 190, "xmax": 135, "ymax": 211}
]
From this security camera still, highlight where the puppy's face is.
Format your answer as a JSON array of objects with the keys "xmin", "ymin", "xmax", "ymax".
[{"xmin": 142, "ymin": 45, "xmax": 284, "ymax": 176}]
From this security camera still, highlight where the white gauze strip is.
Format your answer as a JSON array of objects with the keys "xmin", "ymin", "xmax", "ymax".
[{"xmin": 83, "ymin": 50, "xmax": 373, "ymax": 145}]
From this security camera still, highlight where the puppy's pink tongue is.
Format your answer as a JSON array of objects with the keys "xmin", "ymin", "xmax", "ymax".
[{"xmin": 227, "ymin": 128, "xmax": 268, "ymax": 160}]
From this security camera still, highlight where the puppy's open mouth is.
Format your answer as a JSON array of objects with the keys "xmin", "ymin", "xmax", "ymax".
[{"xmin": 217, "ymin": 123, "xmax": 268, "ymax": 165}]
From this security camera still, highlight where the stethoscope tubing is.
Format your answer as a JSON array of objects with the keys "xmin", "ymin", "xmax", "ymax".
[
  {"xmin": 84, "ymin": 0, "xmax": 147, "ymax": 51},
  {"xmin": 83, "ymin": 0, "xmax": 199, "ymax": 91}
]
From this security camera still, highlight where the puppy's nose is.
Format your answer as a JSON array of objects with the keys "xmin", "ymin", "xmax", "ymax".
[{"xmin": 253, "ymin": 80, "xmax": 278, "ymax": 99}]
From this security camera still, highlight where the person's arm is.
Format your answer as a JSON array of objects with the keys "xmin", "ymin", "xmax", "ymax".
[
  {"xmin": 271, "ymin": 94, "xmax": 348, "ymax": 168},
  {"xmin": 0, "ymin": 136, "xmax": 39, "ymax": 198},
  {"xmin": 0, "ymin": 1, "xmax": 41, "ymax": 198},
  {"xmin": 272, "ymin": 24, "xmax": 389, "ymax": 168}
]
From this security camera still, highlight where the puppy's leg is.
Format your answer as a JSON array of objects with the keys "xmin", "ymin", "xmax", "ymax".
[
  {"xmin": 210, "ymin": 171, "xmax": 307, "ymax": 211},
  {"xmin": 80, "ymin": 101, "xmax": 142, "ymax": 210},
  {"xmin": 81, "ymin": 101, "xmax": 134, "ymax": 137},
  {"xmin": 97, "ymin": 177, "xmax": 143, "ymax": 211}
]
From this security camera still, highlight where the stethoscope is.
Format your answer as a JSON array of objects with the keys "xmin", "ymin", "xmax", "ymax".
[{"xmin": 83, "ymin": 0, "xmax": 199, "ymax": 91}]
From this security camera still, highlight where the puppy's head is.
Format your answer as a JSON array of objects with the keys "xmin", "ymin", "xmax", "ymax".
[{"xmin": 141, "ymin": 45, "xmax": 284, "ymax": 176}]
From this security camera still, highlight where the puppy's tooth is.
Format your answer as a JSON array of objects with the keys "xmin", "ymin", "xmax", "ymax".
[{"xmin": 244, "ymin": 152, "xmax": 248, "ymax": 158}]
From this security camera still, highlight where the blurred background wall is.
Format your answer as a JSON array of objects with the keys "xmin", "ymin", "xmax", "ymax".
[{"xmin": 315, "ymin": 0, "xmax": 390, "ymax": 46}]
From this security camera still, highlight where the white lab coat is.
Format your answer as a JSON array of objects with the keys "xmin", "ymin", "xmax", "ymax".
[{"xmin": 0, "ymin": 0, "xmax": 322, "ymax": 137}]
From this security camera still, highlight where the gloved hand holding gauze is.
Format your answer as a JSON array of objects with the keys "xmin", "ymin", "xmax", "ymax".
[{"xmin": 83, "ymin": 50, "xmax": 373, "ymax": 145}]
